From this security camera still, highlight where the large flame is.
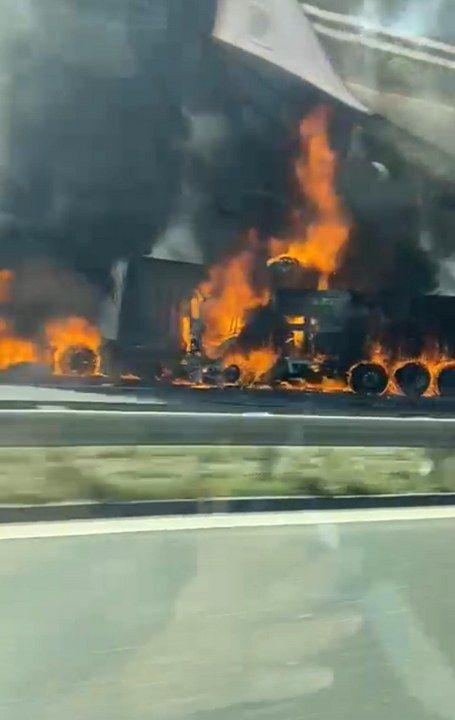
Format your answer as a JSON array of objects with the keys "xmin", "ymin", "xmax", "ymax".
[
  {"xmin": 0, "ymin": 270, "xmax": 40, "ymax": 371},
  {"xmin": 179, "ymin": 106, "xmax": 350, "ymax": 384},
  {"xmin": 181, "ymin": 106, "xmax": 349, "ymax": 374},
  {"xmin": 361, "ymin": 339, "xmax": 453, "ymax": 397},
  {"xmin": 45, "ymin": 317, "xmax": 101, "ymax": 375},
  {"xmin": 180, "ymin": 313, "xmax": 191, "ymax": 353},
  {"xmin": 269, "ymin": 106, "xmax": 350, "ymax": 290},
  {"xmin": 177, "ymin": 106, "xmax": 454, "ymax": 395},
  {"xmin": 223, "ymin": 348, "xmax": 277, "ymax": 386},
  {"xmin": 197, "ymin": 232, "xmax": 270, "ymax": 359},
  {"xmin": 0, "ymin": 318, "xmax": 39, "ymax": 370}
]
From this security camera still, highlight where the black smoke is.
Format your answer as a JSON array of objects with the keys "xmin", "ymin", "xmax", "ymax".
[
  {"xmin": 0, "ymin": 0, "xmax": 447, "ymax": 340},
  {"xmin": 6, "ymin": 260, "xmax": 102, "ymax": 338}
]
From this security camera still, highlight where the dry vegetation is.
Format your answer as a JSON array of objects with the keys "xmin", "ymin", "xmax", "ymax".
[{"xmin": 0, "ymin": 445, "xmax": 453, "ymax": 504}]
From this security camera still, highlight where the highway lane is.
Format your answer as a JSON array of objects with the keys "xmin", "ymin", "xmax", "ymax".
[
  {"xmin": 0, "ymin": 508, "xmax": 454, "ymax": 720},
  {"xmin": 0, "ymin": 408, "xmax": 454, "ymax": 447}
]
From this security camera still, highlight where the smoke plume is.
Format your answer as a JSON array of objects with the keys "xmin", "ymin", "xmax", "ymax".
[{"xmin": 0, "ymin": 0, "xmax": 449, "ymax": 336}]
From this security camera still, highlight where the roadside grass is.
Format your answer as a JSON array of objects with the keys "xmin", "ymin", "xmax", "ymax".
[{"xmin": 0, "ymin": 445, "xmax": 453, "ymax": 504}]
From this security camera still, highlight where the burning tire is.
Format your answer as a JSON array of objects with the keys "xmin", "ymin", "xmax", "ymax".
[
  {"xmin": 268, "ymin": 256, "xmax": 302, "ymax": 286},
  {"xmin": 394, "ymin": 362, "xmax": 431, "ymax": 398},
  {"xmin": 223, "ymin": 364, "xmax": 241, "ymax": 384},
  {"xmin": 59, "ymin": 346, "xmax": 98, "ymax": 377},
  {"xmin": 436, "ymin": 365, "xmax": 455, "ymax": 397},
  {"xmin": 202, "ymin": 365, "xmax": 221, "ymax": 385},
  {"xmin": 349, "ymin": 362, "xmax": 389, "ymax": 396}
]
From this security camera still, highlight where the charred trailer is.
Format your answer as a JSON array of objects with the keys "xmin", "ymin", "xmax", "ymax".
[
  {"xmin": 408, "ymin": 296, "xmax": 455, "ymax": 358},
  {"xmin": 114, "ymin": 257, "xmax": 204, "ymax": 380}
]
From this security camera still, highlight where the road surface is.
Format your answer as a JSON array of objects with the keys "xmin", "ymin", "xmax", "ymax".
[{"xmin": 0, "ymin": 508, "xmax": 454, "ymax": 720}]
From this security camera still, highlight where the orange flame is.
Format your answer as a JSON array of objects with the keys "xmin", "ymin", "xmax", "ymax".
[
  {"xmin": 180, "ymin": 107, "xmax": 351, "ymax": 386},
  {"xmin": 177, "ymin": 106, "xmax": 455, "ymax": 398},
  {"xmin": 395, "ymin": 344, "xmax": 453, "ymax": 397},
  {"xmin": 361, "ymin": 339, "xmax": 454, "ymax": 397},
  {"xmin": 180, "ymin": 313, "xmax": 191, "ymax": 353},
  {"xmin": 197, "ymin": 232, "xmax": 270, "ymax": 359},
  {"xmin": 270, "ymin": 106, "xmax": 350, "ymax": 290},
  {"xmin": 45, "ymin": 317, "xmax": 101, "ymax": 375},
  {"xmin": 367, "ymin": 340, "xmax": 391, "ymax": 368},
  {"xmin": 0, "ymin": 270, "xmax": 13, "ymax": 303},
  {"xmin": 310, "ymin": 376, "xmax": 349, "ymax": 393},
  {"xmin": 223, "ymin": 347, "xmax": 277, "ymax": 386},
  {"xmin": 0, "ymin": 318, "xmax": 39, "ymax": 370},
  {"xmin": 286, "ymin": 316, "xmax": 305, "ymax": 350}
]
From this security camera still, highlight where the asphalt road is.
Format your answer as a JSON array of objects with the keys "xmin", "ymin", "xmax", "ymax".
[
  {"xmin": 0, "ymin": 383, "xmax": 453, "ymax": 448},
  {"xmin": 0, "ymin": 508, "xmax": 454, "ymax": 720},
  {"xmin": 0, "ymin": 408, "xmax": 453, "ymax": 447}
]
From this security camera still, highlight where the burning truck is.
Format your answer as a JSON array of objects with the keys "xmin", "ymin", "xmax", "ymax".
[
  {"xmin": 0, "ymin": 0, "xmax": 453, "ymax": 399},
  {"xmin": 90, "ymin": 102, "xmax": 452, "ymax": 399},
  {"xmin": 110, "ymin": 1, "xmax": 454, "ymax": 399},
  {"xmin": 156, "ymin": 107, "xmax": 455, "ymax": 398},
  {"xmin": 0, "ymin": 104, "xmax": 452, "ymax": 397}
]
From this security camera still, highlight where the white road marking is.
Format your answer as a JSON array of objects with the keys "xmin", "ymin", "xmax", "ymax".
[
  {"xmin": 0, "ymin": 409, "xmax": 453, "ymax": 423},
  {"xmin": 0, "ymin": 507, "xmax": 454, "ymax": 541}
]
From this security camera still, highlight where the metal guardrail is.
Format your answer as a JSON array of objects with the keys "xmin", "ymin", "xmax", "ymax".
[{"xmin": 0, "ymin": 408, "xmax": 453, "ymax": 447}]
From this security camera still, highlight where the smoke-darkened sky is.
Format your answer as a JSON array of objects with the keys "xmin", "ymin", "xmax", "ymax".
[
  {"xmin": 0, "ymin": 0, "xmax": 450, "ymax": 311},
  {"xmin": 0, "ymin": 0, "xmax": 303, "ymax": 274}
]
